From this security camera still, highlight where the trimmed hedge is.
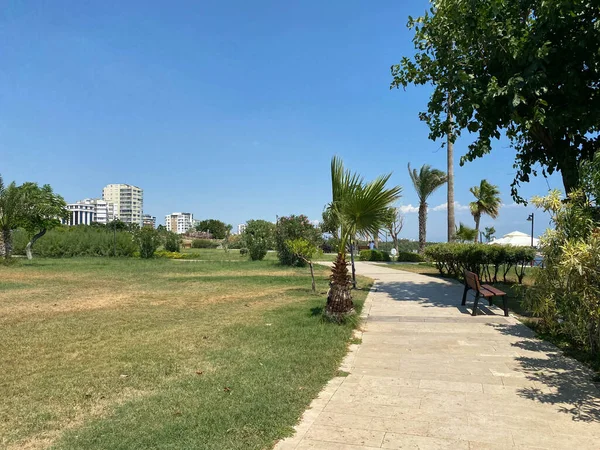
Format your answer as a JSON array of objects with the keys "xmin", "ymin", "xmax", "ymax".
[
  {"xmin": 359, "ymin": 250, "xmax": 391, "ymax": 262},
  {"xmin": 424, "ymin": 243, "xmax": 536, "ymax": 284},
  {"xmin": 396, "ymin": 251, "xmax": 425, "ymax": 262}
]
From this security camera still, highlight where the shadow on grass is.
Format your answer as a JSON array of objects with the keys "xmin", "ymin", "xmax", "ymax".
[
  {"xmin": 489, "ymin": 322, "xmax": 600, "ymax": 422},
  {"xmin": 310, "ymin": 306, "xmax": 323, "ymax": 317}
]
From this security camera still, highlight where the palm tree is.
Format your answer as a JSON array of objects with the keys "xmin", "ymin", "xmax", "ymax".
[
  {"xmin": 469, "ymin": 180, "xmax": 501, "ymax": 243},
  {"xmin": 0, "ymin": 175, "xmax": 24, "ymax": 259},
  {"xmin": 408, "ymin": 164, "xmax": 448, "ymax": 253},
  {"xmin": 326, "ymin": 157, "xmax": 401, "ymax": 318},
  {"xmin": 455, "ymin": 222, "xmax": 477, "ymax": 242},
  {"xmin": 483, "ymin": 226, "xmax": 496, "ymax": 243}
]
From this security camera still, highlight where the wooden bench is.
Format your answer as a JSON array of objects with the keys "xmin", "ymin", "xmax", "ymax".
[{"xmin": 461, "ymin": 270, "xmax": 508, "ymax": 317}]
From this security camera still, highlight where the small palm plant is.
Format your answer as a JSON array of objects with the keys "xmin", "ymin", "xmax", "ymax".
[
  {"xmin": 408, "ymin": 164, "xmax": 447, "ymax": 253},
  {"xmin": 469, "ymin": 180, "xmax": 501, "ymax": 243},
  {"xmin": 326, "ymin": 157, "xmax": 401, "ymax": 319},
  {"xmin": 0, "ymin": 176, "xmax": 23, "ymax": 259}
]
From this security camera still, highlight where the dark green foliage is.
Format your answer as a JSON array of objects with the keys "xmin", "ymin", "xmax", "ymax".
[
  {"xmin": 424, "ymin": 243, "xmax": 536, "ymax": 284},
  {"xmin": 359, "ymin": 250, "xmax": 391, "ymax": 262},
  {"xmin": 396, "ymin": 251, "xmax": 425, "ymax": 263},
  {"xmin": 239, "ymin": 248, "xmax": 248, "ymax": 256},
  {"xmin": 242, "ymin": 220, "xmax": 275, "ymax": 261},
  {"xmin": 392, "ymin": 0, "xmax": 600, "ymax": 198},
  {"xmin": 136, "ymin": 227, "xmax": 162, "ymax": 259},
  {"xmin": 11, "ymin": 227, "xmax": 137, "ymax": 257},
  {"xmin": 192, "ymin": 239, "xmax": 219, "ymax": 249},
  {"xmin": 194, "ymin": 219, "xmax": 230, "ymax": 239},
  {"xmin": 275, "ymin": 215, "xmax": 322, "ymax": 266},
  {"xmin": 164, "ymin": 232, "xmax": 181, "ymax": 252}
]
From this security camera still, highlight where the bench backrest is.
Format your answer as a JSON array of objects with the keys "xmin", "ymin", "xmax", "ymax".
[{"xmin": 464, "ymin": 270, "xmax": 481, "ymax": 292}]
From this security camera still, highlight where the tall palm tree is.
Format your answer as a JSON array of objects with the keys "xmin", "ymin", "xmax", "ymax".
[
  {"xmin": 327, "ymin": 157, "xmax": 401, "ymax": 318},
  {"xmin": 0, "ymin": 175, "xmax": 24, "ymax": 259},
  {"xmin": 469, "ymin": 179, "xmax": 501, "ymax": 243},
  {"xmin": 408, "ymin": 164, "xmax": 448, "ymax": 253}
]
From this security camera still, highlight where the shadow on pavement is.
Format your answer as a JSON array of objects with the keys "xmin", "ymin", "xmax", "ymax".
[{"xmin": 490, "ymin": 322, "xmax": 600, "ymax": 423}]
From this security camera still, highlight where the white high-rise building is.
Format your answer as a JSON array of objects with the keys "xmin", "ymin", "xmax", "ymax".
[
  {"xmin": 165, "ymin": 212, "xmax": 194, "ymax": 234},
  {"xmin": 102, "ymin": 184, "xmax": 143, "ymax": 225},
  {"xmin": 63, "ymin": 199, "xmax": 115, "ymax": 226},
  {"xmin": 237, "ymin": 223, "xmax": 247, "ymax": 234}
]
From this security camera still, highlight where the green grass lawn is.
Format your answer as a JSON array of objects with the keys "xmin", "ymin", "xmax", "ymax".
[
  {"xmin": 0, "ymin": 258, "xmax": 370, "ymax": 450},
  {"xmin": 180, "ymin": 248, "xmax": 339, "ymax": 262}
]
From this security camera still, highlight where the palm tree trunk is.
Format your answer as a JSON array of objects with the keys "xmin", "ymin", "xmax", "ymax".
[
  {"xmin": 326, "ymin": 253, "xmax": 354, "ymax": 317},
  {"xmin": 349, "ymin": 238, "xmax": 357, "ymax": 289},
  {"xmin": 473, "ymin": 214, "xmax": 481, "ymax": 243},
  {"xmin": 418, "ymin": 202, "xmax": 427, "ymax": 253},
  {"xmin": 447, "ymin": 93, "xmax": 455, "ymax": 242},
  {"xmin": 1, "ymin": 228, "xmax": 12, "ymax": 259}
]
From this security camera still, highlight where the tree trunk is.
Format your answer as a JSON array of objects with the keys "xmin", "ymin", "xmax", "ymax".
[
  {"xmin": 473, "ymin": 215, "xmax": 481, "ymax": 243},
  {"xmin": 418, "ymin": 202, "xmax": 427, "ymax": 253},
  {"xmin": 1, "ymin": 228, "xmax": 12, "ymax": 259},
  {"xmin": 309, "ymin": 262, "xmax": 316, "ymax": 292},
  {"xmin": 326, "ymin": 253, "xmax": 354, "ymax": 318},
  {"xmin": 559, "ymin": 153, "xmax": 581, "ymax": 195},
  {"xmin": 349, "ymin": 239, "xmax": 357, "ymax": 289},
  {"xmin": 447, "ymin": 93, "xmax": 455, "ymax": 242},
  {"xmin": 25, "ymin": 228, "xmax": 47, "ymax": 260}
]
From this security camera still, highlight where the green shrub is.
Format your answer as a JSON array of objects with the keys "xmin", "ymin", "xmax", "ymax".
[
  {"xmin": 11, "ymin": 226, "xmax": 136, "ymax": 257},
  {"xmin": 275, "ymin": 215, "xmax": 322, "ymax": 266},
  {"xmin": 240, "ymin": 248, "xmax": 248, "ymax": 256},
  {"xmin": 192, "ymin": 239, "xmax": 219, "ymax": 249},
  {"xmin": 164, "ymin": 232, "xmax": 181, "ymax": 252},
  {"xmin": 242, "ymin": 220, "xmax": 275, "ymax": 261},
  {"xmin": 136, "ymin": 227, "xmax": 162, "ymax": 259},
  {"xmin": 423, "ymin": 243, "xmax": 535, "ymax": 283},
  {"xmin": 359, "ymin": 250, "xmax": 391, "ymax": 262},
  {"xmin": 396, "ymin": 251, "xmax": 425, "ymax": 262}
]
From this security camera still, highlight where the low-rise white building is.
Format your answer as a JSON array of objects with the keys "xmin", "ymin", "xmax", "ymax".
[
  {"xmin": 165, "ymin": 212, "xmax": 194, "ymax": 234},
  {"xmin": 63, "ymin": 199, "xmax": 115, "ymax": 226}
]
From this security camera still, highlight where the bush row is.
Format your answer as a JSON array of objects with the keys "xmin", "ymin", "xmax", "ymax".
[
  {"xmin": 191, "ymin": 239, "xmax": 219, "ymax": 249},
  {"xmin": 12, "ymin": 228, "xmax": 137, "ymax": 257},
  {"xmin": 359, "ymin": 250, "xmax": 391, "ymax": 262},
  {"xmin": 396, "ymin": 251, "xmax": 425, "ymax": 262},
  {"xmin": 424, "ymin": 243, "xmax": 536, "ymax": 284}
]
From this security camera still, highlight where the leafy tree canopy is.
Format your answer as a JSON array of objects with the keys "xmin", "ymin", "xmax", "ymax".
[
  {"xmin": 195, "ymin": 219, "xmax": 231, "ymax": 239},
  {"xmin": 392, "ymin": 0, "xmax": 600, "ymax": 200}
]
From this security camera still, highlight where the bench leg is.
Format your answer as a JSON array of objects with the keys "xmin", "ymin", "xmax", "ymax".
[
  {"xmin": 487, "ymin": 296, "xmax": 493, "ymax": 306},
  {"xmin": 472, "ymin": 294, "xmax": 480, "ymax": 316},
  {"xmin": 502, "ymin": 295, "xmax": 509, "ymax": 317},
  {"xmin": 461, "ymin": 285, "xmax": 469, "ymax": 306}
]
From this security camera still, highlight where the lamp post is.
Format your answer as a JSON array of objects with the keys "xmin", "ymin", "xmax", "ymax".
[{"xmin": 527, "ymin": 213, "xmax": 534, "ymax": 247}]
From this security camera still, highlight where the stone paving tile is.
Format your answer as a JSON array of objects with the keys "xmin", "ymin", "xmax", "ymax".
[
  {"xmin": 381, "ymin": 432, "xmax": 470, "ymax": 449},
  {"xmin": 274, "ymin": 262, "xmax": 600, "ymax": 450},
  {"xmin": 303, "ymin": 425, "xmax": 385, "ymax": 447}
]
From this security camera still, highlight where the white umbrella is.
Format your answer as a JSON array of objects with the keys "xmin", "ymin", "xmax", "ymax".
[{"xmin": 489, "ymin": 231, "xmax": 539, "ymax": 247}]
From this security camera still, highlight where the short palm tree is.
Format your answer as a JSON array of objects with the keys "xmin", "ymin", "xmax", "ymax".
[
  {"xmin": 408, "ymin": 164, "xmax": 448, "ymax": 253},
  {"xmin": 469, "ymin": 180, "xmax": 501, "ymax": 243},
  {"xmin": 455, "ymin": 222, "xmax": 477, "ymax": 242},
  {"xmin": 327, "ymin": 157, "xmax": 401, "ymax": 318},
  {"xmin": 0, "ymin": 175, "xmax": 24, "ymax": 259}
]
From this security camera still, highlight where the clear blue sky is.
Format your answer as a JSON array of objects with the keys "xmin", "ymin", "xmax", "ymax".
[{"xmin": 1, "ymin": 0, "xmax": 560, "ymax": 240}]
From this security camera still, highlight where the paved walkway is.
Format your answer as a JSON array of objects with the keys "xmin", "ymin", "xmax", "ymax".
[{"xmin": 275, "ymin": 262, "xmax": 600, "ymax": 450}]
